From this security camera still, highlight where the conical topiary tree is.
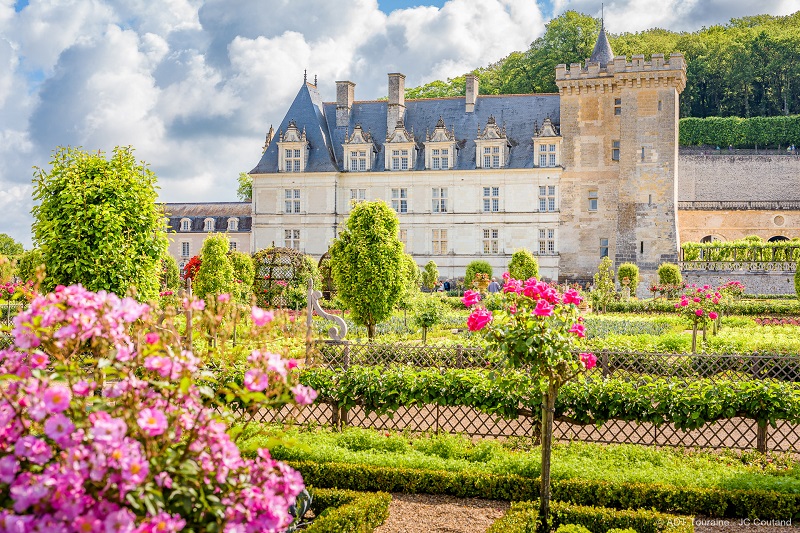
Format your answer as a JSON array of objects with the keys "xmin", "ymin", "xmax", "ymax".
[
  {"xmin": 194, "ymin": 234, "xmax": 235, "ymax": 300},
  {"xmin": 507, "ymin": 249, "xmax": 539, "ymax": 281}
]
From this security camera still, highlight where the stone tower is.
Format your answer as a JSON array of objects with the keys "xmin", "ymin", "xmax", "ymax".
[{"xmin": 555, "ymin": 23, "xmax": 687, "ymax": 291}]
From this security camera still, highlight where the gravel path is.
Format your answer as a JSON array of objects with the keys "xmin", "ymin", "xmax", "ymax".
[{"xmin": 374, "ymin": 493, "xmax": 509, "ymax": 533}]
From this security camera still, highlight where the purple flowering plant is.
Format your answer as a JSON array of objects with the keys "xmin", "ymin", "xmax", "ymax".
[{"xmin": 0, "ymin": 284, "xmax": 316, "ymax": 532}]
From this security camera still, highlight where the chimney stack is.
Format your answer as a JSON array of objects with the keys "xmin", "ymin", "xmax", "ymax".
[
  {"xmin": 387, "ymin": 73, "xmax": 406, "ymax": 133},
  {"xmin": 336, "ymin": 81, "xmax": 355, "ymax": 128},
  {"xmin": 465, "ymin": 74, "xmax": 478, "ymax": 113}
]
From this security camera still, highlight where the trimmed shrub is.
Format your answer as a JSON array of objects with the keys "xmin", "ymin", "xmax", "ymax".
[
  {"xmin": 508, "ymin": 249, "xmax": 539, "ymax": 281},
  {"xmin": 229, "ymin": 250, "xmax": 255, "ymax": 303},
  {"xmin": 556, "ymin": 525, "xmax": 592, "ymax": 533},
  {"xmin": 160, "ymin": 254, "xmax": 181, "ymax": 291},
  {"xmin": 16, "ymin": 248, "xmax": 44, "ymax": 282},
  {"xmin": 421, "ymin": 260, "xmax": 439, "ymax": 292},
  {"xmin": 657, "ymin": 263, "xmax": 682, "ymax": 286},
  {"xmin": 306, "ymin": 488, "xmax": 391, "ymax": 533},
  {"xmin": 795, "ymin": 261, "xmax": 800, "ymax": 299},
  {"xmin": 194, "ymin": 234, "xmax": 235, "ymax": 299},
  {"xmin": 465, "ymin": 260, "xmax": 493, "ymax": 286},
  {"xmin": 617, "ymin": 263, "xmax": 639, "ymax": 294}
]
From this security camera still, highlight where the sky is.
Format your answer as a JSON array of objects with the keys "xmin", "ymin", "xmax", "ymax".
[{"xmin": 1, "ymin": 0, "xmax": 800, "ymax": 247}]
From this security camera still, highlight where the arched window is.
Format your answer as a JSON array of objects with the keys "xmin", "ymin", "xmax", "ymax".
[
  {"xmin": 228, "ymin": 218, "xmax": 239, "ymax": 231},
  {"xmin": 699, "ymin": 235, "xmax": 722, "ymax": 243},
  {"xmin": 768, "ymin": 235, "xmax": 789, "ymax": 242},
  {"xmin": 204, "ymin": 218, "xmax": 215, "ymax": 232},
  {"xmin": 180, "ymin": 218, "xmax": 191, "ymax": 232}
]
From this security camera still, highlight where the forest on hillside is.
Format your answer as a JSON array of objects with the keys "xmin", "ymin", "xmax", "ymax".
[{"xmin": 406, "ymin": 11, "xmax": 800, "ymax": 119}]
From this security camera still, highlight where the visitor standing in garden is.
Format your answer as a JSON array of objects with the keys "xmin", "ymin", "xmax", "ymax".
[{"xmin": 487, "ymin": 277, "xmax": 500, "ymax": 293}]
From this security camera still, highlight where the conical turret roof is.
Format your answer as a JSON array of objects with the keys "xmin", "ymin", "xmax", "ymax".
[{"xmin": 589, "ymin": 23, "xmax": 614, "ymax": 68}]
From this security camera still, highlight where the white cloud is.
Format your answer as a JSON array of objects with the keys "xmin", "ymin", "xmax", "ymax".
[{"xmin": 0, "ymin": 0, "xmax": 797, "ymax": 249}]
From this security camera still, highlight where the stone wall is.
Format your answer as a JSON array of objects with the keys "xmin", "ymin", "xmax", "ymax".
[
  {"xmin": 681, "ymin": 270, "xmax": 798, "ymax": 295},
  {"xmin": 678, "ymin": 154, "xmax": 800, "ymax": 201}
]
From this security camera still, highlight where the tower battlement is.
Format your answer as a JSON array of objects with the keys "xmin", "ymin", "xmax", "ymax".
[{"xmin": 555, "ymin": 53, "xmax": 686, "ymax": 93}]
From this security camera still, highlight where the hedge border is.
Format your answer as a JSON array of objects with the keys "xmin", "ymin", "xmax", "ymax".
[
  {"xmin": 487, "ymin": 501, "xmax": 693, "ymax": 533},
  {"xmin": 289, "ymin": 461, "xmax": 800, "ymax": 520},
  {"xmin": 305, "ymin": 487, "xmax": 391, "ymax": 533}
]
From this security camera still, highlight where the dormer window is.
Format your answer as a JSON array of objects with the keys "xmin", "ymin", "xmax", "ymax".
[
  {"xmin": 533, "ymin": 117, "xmax": 562, "ymax": 168},
  {"xmin": 203, "ymin": 218, "xmax": 215, "ymax": 232},
  {"xmin": 425, "ymin": 117, "xmax": 457, "ymax": 170},
  {"xmin": 277, "ymin": 120, "xmax": 309, "ymax": 173},
  {"xmin": 384, "ymin": 119, "xmax": 416, "ymax": 171},
  {"xmin": 475, "ymin": 115, "xmax": 508, "ymax": 169},
  {"xmin": 343, "ymin": 124, "xmax": 376, "ymax": 172},
  {"xmin": 228, "ymin": 218, "xmax": 239, "ymax": 231},
  {"xmin": 180, "ymin": 218, "xmax": 191, "ymax": 232}
]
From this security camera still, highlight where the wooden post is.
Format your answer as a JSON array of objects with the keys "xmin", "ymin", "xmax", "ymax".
[
  {"xmin": 456, "ymin": 344, "xmax": 464, "ymax": 368},
  {"xmin": 538, "ymin": 382, "xmax": 558, "ymax": 533},
  {"xmin": 757, "ymin": 421, "xmax": 768, "ymax": 453},
  {"xmin": 339, "ymin": 341, "xmax": 350, "ymax": 429},
  {"xmin": 601, "ymin": 351, "xmax": 610, "ymax": 377},
  {"xmin": 691, "ymin": 323, "xmax": 698, "ymax": 354}
]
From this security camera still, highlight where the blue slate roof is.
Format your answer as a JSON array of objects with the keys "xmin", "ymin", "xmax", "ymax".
[
  {"xmin": 250, "ymin": 84, "xmax": 561, "ymax": 174},
  {"xmin": 164, "ymin": 202, "xmax": 252, "ymax": 233}
]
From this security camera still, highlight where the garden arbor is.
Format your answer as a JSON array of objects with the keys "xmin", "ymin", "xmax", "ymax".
[{"xmin": 253, "ymin": 246, "xmax": 319, "ymax": 308}]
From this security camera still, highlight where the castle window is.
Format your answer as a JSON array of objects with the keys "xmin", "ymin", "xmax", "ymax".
[
  {"xmin": 350, "ymin": 189, "xmax": 366, "ymax": 205},
  {"xmin": 641, "ymin": 147, "xmax": 646, "ymax": 161},
  {"xmin": 230, "ymin": 241, "xmax": 237, "ymax": 251},
  {"xmin": 343, "ymin": 124, "xmax": 376, "ymax": 172},
  {"xmin": 180, "ymin": 218, "xmax": 191, "ymax": 232},
  {"xmin": 203, "ymin": 218, "xmax": 215, "ymax": 232},
  {"xmin": 227, "ymin": 218, "xmax": 239, "ymax": 231},
  {"xmin": 483, "ymin": 187, "xmax": 499, "ymax": 212},
  {"xmin": 425, "ymin": 117, "xmax": 457, "ymax": 170},
  {"xmin": 600, "ymin": 238, "xmax": 609, "ymax": 258},
  {"xmin": 483, "ymin": 229, "xmax": 499, "ymax": 254},
  {"xmin": 398, "ymin": 229, "xmax": 407, "ymax": 248},
  {"xmin": 614, "ymin": 98, "xmax": 621, "ymax": 115},
  {"xmin": 285, "ymin": 189, "xmax": 301, "ymax": 214},
  {"xmin": 349, "ymin": 150, "xmax": 368, "ymax": 171},
  {"xmin": 539, "ymin": 186, "xmax": 556, "ymax": 212},
  {"xmin": 475, "ymin": 115, "xmax": 507, "ymax": 169},
  {"xmin": 431, "ymin": 148, "xmax": 450, "ymax": 170},
  {"xmin": 391, "ymin": 149, "xmax": 410, "ymax": 171},
  {"xmin": 285, "ymin": 149, "xmax": 302, "ymax": 172},
  {"xmin": 588, "ymin": 190, "xmax": 598, "ymax": 212},
  {"xmin": 539, "ymin": 153, "xmax": 547, "ymax": 167},
  {"xmin": 432, "ymin": 229, "xmax": 448, "ymax": 255},
  {"xmin": 549, "ymin": 144, "xmax": 556, "ymax": 152},
  {"xmin": 277, "ymin": 120, "xmax": 308, "ymax": 173},
  {"xmin": 181, "ymin": 242, "xmax": 190, "ymax": 257},
  {"xmin": 391, "ymin": 188, "xmax": 408, "ymax": 213},
  {"xmin": 285, "ymin": 229, "xmax": 300, "ymax": 250},
  {"xmin": 539, "ymin": 229, "xmax": 555, "ymax": 255},
  {"xmin": 612, "ymin": 140, "xmax": 620, "ymax": 161},
  {"xmin": 432, "ymin": 188, "xmax": 448, "ymax": 213},
  {"xmin": 549, "ymin": 153, "xmax": 556, "ymax": 167}
]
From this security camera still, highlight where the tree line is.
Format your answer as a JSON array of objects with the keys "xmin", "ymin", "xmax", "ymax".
[{"xmin": 406, "ymin": 10, "xmax": 800, "ymax": 120}]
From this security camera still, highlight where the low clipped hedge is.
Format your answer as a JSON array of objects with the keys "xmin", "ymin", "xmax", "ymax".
[
  {"xmin": 306, "ymin": 488, "xmax": 391, "ymax": 532},
  {"xmin": 605, "ymin": 299, "xmax": 800, "ymax": 316},
  {"xmin": 291, "ymin": 461, "xmax": 800, "ymax": 520},
  {"xmin": 487, "ymin": 500, "xmax": 692, "ymax": 533}
]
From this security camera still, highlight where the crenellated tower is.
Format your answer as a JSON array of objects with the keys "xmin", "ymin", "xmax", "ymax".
[{"xmin": 555, "ymin": 23, "xmax": 687, "ymax": 290}]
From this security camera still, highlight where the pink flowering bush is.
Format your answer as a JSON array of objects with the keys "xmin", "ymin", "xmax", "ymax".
[
  {"xmin": 0, "ymin": 284, "xmax": 313, "ymax": 532},
  {"xmin": 463, "ymin": 273, "xmax": 591, "ymax": 531},
  {"xmin": 674, "ymin": 284, "xmax": 724, "ymax": 353}
]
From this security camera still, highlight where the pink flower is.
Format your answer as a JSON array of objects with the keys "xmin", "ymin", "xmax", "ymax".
[
  {"xmin": 72, "ymin": 380, "xmax": 91, "ymax": 397},
  {"xmin": 44, "ymin": 413, "xmax": 75, "ymax": 444},
  {"xmin": 29, "ymin": 352, "xmax": 48, "ymax": 369},
  {"xmin": 580, "ymin": 352, "xmax": 597, "ymax": 370},
  {"xmin": 217, "ymin": 293, "xmax": 231, "ymax": 303},
  {"xmin": 144, "ymin": 332, "xmax": 159, "ymax": 345},
  {"xmin": 43, "ymin": 384, "xmax": 71, "ymax": 414},
  {"xmin": 251, "ymin": 306, "xmax": 275, "ymax": 327},
  {"xmin": 467, "ymin": 308, "xmax": 492, "ymax": 331},
  {"xmin": 144, "ymin": 356, "xmax": 172, "ymax": 378},
  {"xmin": 104, "ymin": 509, "xmax": 136, "ymax": 533},
  {"xmin": 693, "ymin": 297, "xmax": 701, "ymax": 303},
  {"xmin": 137, "ymin": 408, "xmax": 167, "ymax": 437},
  {"xmin": 156, "ymin": 472, "xmax": 173, "ymax": 489},
  {"xmin": 0, "ymin": 455, "xmax": 19, "ymax": 483},
  {"xmin": 138, "ymin": 512, "xmax": 186, "ymax": 533},
  {"xmin": 291, "ymin": 384, "xmax": 318, "ymax": 406},
  {"xmin": 709, "ymin": 311, "xmax": 719, "ymax": 320},
  {"xmin": 533, "ymin": 299, "xmax": 553, "ymax": 317},
  {"xmin": 679, "ymin": 299, "xmax": 689, "ymax": 307},
  {"xmin": 73, "ymin": 516, "xmax": 102, "ymax": 533},
  {"xmin": 569, "ymin": 323, "xmax": 586, "ymax": 338},
  {"xmin": 695, "ymin": 309, "xmax": 704, "ymax": 317},
  {"xmin": 244, "ymin": 369, "xmax": 269, "ymax": 392},
  {"xmin": 503, "ymin": 279, "xmax": 522, "ymax": 294},
  {"xmin": 562, "ymin": 289, "xmax": 582, "ymax": 305},
  {"xmin": 14, "ymin": 435, "xmax": 52, "ymax": 465},
  {"xmin": 461, "ymin": 290, "xmax": 481, "ymax": 307}
]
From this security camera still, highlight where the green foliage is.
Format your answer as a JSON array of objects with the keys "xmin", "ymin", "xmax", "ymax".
[
  {"xmin": 465, "ymin": 260, "xmax": 493, "ymax": 285},
  {"xmin": 229, "ymin": 250, "xmax": 255, "ymax": 303},
  {"xmin": 32, "ymin": 146, "xmax": 167, "ymax": 300},
  {"xmin": 508, "ymin": 249, "xmax": 540, "ymax": 281},
  {"xmin": 605, "ymin": 299, "xmax": 800, "ymax": 316},
  {"xmin": 237, "ymin": 171, "xmax": 253, "ymax": 201},
  {"xmin": 489, "ymin": 501, "xmax": 692, "ymax": 533},
  {"xmin": 795, "ymin": 261, "xmax": 800, "ymax": 299},
  {"xmin": 330, "ymin": 201, "xmax": 404, "ymax": 338},
  {"xmin": 679, "ymin": 115, "xmax": 800, "ymax": 148},
  {"xmin": 0, "ymin": 256, "xmax": 13, "ymax": 283},
  {"xmin": 285, "ymin": 255, "xmax": 322, "ymax": 308},
  {"xmin": 421, "ymin": 260, "xmax": 439, "ymax": 291},
  {"xmin": 0, "ymin": 233, "xmax": 23, "ymax": 258},
  {"xmin": 397, "ymin": 254, "xmax": 421, "ymax": 309},
  {"xmin": 305, "ymin": 488, "xmax": 391, "ymax": 533},
  {"xmin": 657, "ymin": 263, "xmax": 682, "ymax": 286},
  {"xmin": 194, "ymin": 234, "xmax": 235, "ymax": 299},
  {"xmin": 15, "ymin": 248, "xmax": 43, "ymax": 282},
  {"xmin": 681, "ymin": 238, "xmax": 800, "ymax": 262},
  {"xmin": 616, "ymin": 263, "xmax": 640, "ymax": 294},
  {"xmin": 592, "ymin": 258, "xmax": 616, "ymax": 312},
  {"xmin": 412, "ymin": 297, "xmax": 444, "ymax": 343},
  {"xmin": 159, "ymin": 254, "xmax": 181, "ymax": 291}
]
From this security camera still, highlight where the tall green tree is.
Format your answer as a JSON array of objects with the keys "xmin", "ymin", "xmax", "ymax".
[
  {"xmin": 237, "ymin": 172, "xmax": 253, "ymax": 202},
  {"xmin": 229, "ymin": 250, "xmax": 255, "ymax": 304},
  {"xmin": 194, "ymin": 234, "xmax": 235, "ymax": 300},
  {"xmin": 330, "ymin": 201, "xmax": 404, "ymax": 339},
  {"xmin": 421, "ymin": 261, "xmax": 439, "ymax": 292},
  {"xmin": 0, "ymin": 234, "xmax": 23, "ymax": 258},
  {"xmin": 32, "ymin": 146, "xmax": 166, "ymax": 300},
  {"xmin": 16, "ymin": 249, "xmax": 44, "ymax": 283}
]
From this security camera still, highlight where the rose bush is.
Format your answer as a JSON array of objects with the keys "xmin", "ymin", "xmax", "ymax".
[{"xmin": 0, "ymin": 284, "xmax": 314, "ymax": 532}]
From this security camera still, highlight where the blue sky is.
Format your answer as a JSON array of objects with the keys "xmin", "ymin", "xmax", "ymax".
[{"xmin": 0, "ymin": 0, "xmax": 798, "ymax": 246}]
